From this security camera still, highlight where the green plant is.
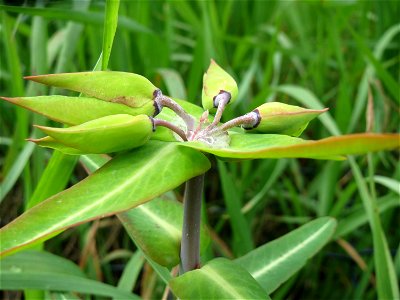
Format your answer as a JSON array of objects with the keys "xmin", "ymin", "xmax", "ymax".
[
  {"xmin": 1, "ymin": 60, "xmax": 399, "ymax": 300},
  {"xmin": 1, "ymin": 1, "xmax": 399, "ymax": 299}
]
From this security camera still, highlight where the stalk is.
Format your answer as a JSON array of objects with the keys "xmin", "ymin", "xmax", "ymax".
[
  {"xmin": 209, "ymin": 91, "xmax": 231, "ymax": 127},
  {"xmin": 180, "ymin": 174, "xmax": 205, "ymax": 274},
  {"xmin": 154, "ymin": 90, "xmax": 196, "ymax": 133},
  {"xmin": 152, "ymin": 119, "xmax": 188, "ymax": 141},
  {"xmin": 218, "ymin": 111, "xmax": 259, "ymax": 132}
]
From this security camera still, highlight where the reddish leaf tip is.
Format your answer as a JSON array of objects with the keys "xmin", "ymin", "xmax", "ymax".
[
  {"xmin": 1, "ymin": 96, "xmax": 17, "ymax": 102},
  {"xmin": 24, "ymin": 75, "xmax": 41, "ymax": 81}
]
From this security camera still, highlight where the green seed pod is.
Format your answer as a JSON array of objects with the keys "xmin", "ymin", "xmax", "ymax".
[
  {"xmin": 28, "ymin": 136, "xmax": 88, "ymax": 155},
  {"xmin": 201, "ymin": 59, "xmax": 238, "ymax": 113},
  {"xmin": 25, "ymin": 71, "xmax": 161, "ymax": 116},
  {"xmin": 1, "ymin": 95, "xmax": 155, "ymax": 125},
  {"xmin": 242, "ymin": 102, "xmax": 328, "ymax": 137},
  {"xmin": 33, "ymin": 114, "xmax": 154, "ymax": 154}
]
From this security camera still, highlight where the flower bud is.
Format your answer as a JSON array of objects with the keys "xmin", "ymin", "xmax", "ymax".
[
  {"xmin": 32, "ymin": 114, "xmax": 154, "ymax": 154},
  {"xmin": 201, "ymin": 60, "xmax": 238, "ymax": 113},
  {"xmin": 25, "ymin": 71, "xmax": 161, "ymax": 116},
  {"xmin": 242, "ymin": 102, "xmax": 328, "ymax": 137}
]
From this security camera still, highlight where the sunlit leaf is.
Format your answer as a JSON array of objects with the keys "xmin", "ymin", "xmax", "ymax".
[
  {"xmin": 25, "ymin": 71, "xmax": 158, "ymax": 112},
  {"xmin": 119, "ymin": 197, "xmax": 209, "ymax": 268},
  {"xmin": 235, "ymin": 217, "xmax": 337, "ymax": 293},
  {"xmin": 1, "ymin": 96, "xmax": 151, "ymax": 125},
  {"xmin": 0, "ymin": 142, "xmax": 210, "ymax": 256},
  {"xmin": 0, "ymin": 250, "xmax": 140, "ymax": 299},
  {"xmin": 182, "ymin": 133, "xmax": 400, "ymax": 160},
  {"xmin": 169, "ymin": 258, "xmax": 269, "ymax": 299}
]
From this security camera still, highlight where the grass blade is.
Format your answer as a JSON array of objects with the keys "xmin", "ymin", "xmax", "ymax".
[
  {"xmin": 102, "ymin": 0, "xmax": 120, "ymax": 70},
  {"xmin": 348, "ymin": 156, "xmax": 399, "ymax": 299}
]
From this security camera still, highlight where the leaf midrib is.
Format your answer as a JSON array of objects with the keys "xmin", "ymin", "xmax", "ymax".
[
  {"xmin": 136, "ymin": 205, "xmax": 181, "ymax": 239},
  {"xmin": 201, "ymin": 265, "xmax": 248, "ymax": 299},
  {"xmin": 251, "ymin": 221, "xmax": 332, "ymax": 279},
  {"xmin": 25, "ymin": 144, "xmax": 173, "ymax": 244}
]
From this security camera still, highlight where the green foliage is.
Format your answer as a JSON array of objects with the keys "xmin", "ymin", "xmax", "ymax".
[
  {"xmin": 119, "ymin": 197, "xmax": 210, "ymax": 268},
  {"xmin": 236, "ymin": 217, "xmax": 337, "ymax": 293},
  {"xmin": 0, "ymin": 142, "xmax": 210, "ymax": 256},
  {"xmin": 244, "ymin": 102, "xmax": 327, "ymax": 136},
  {"xmin": 33, "ymin": 114, "xmax": 153, "ymax": 154},
  {"xmin": 0, "ymin": 250, "xmax": 140, "ymax": 299},
  {"xmin": 202, "ymin": 59, "xmax": 238, "ymax": 113},
  {"xmin": 169, "ymin": 258, "xmax": 269, "ymax": 300},
  {"xmin": 0, "ymin": 1, "xmax": 399, "ymax": 299},
  {"xmin": 25, "ymin": 71, "xmax": 158, "ymax": 112}
]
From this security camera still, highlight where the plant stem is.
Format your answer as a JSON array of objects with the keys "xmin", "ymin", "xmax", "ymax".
[
  {"xmin": 218, "ymin": 111, "xmax": 259, "ymax": 132},
  {"xmin": 180, "ymin": 173, "xmax": 205, "ymax": 274},
  {"xmin": 152, "ymin": 119, "xmax": 188, "ymax": 141},
  {"xmin": 155, "ymin": 92, "xmax": 196, "ymax": 133},
  {"xmin": 210, "ymin": 91, "xmax": 231, "ymax": 127}
]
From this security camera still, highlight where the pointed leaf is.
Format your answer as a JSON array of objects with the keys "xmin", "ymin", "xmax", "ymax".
[
  {"xmin": 1, "ymin": 95, "xmax": 152, "ymax": 125},
  {"xmin": 119, "ymin": 197, "xmax": 209, "ymax": 268},
  {"xmin": 0, "ymin": 250, "xmax": 140, "ymax": 299},
  {"xmin": 169, "ymin": 258, "xmax": 269, "ymax": 300},
  {"xmin": 235, "ymin": 217, "xmax": 337, "ymax": 293},
  {"xmin": 25, "ymin": 71, "xmax": 158, "ymax": 112},
  {"xmin": 202, "ymin": 60, "xmax": 238, "ymax": 113},
  {"xmin": 29, "ymin": 136, "xmax": 87, "ymax": 155},
  {"xmin": 34, "ymin": 114, "xmax": 153, "ymax": 154},
  {"xmin": 0, "ymin": 141, "xmax": 210, "ymax": 256},
  {"xmin": 182, "ymin": 133, "xmax": 400, "ymax": 160},
  {"xmin": 244, "ymin": 102, "xmax": 328, "ymax": 137}
]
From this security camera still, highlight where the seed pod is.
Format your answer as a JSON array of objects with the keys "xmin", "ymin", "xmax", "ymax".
[
  {"xmin": 242, "ymin": 102, "xmax": 328, "ymax": 137},
  {"xmin": 1, "ymin": 95, "xmax": 155, "ymax": 126},
  {"xmin": 25, "ymin": 71, "xmax": 161, "ymax": 116},
  {"xmin": 28, "ymin": 136, "xmax": 87, "ymax": 155},
  {"xmin": 201, "ymin": 59, "xmax": 238, "ymax": 113},
  {"xmin": 33, "ymin": 114, "xmax": 154, "ymax": 154}
]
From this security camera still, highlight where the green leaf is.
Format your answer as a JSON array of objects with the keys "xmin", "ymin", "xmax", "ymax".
[
  {"xmin": 102, "ymin": 0, "xmax": 120, "ymax": 71},
  {"xmin": 0, "ymin": 141, "xmax": 210, "ymax": 256},
  {"xmin": 77, "ymin": 154, "xmax": 175, "ymax": 284},
  {"xmin": 25, "ymin": 71, "xmax": 158, "ymax": 112},
  {"xmin": 348, "ymin": 156, "xmax": 400, "ymax": 299},
  {"xmin": 157, "ymin": 68, "xmax": 187, "ymax": 99},
  {"xmin": 373, "ymin": 176, "xmax": 400, "ymax": 196},
  {"xmin": 202, "ymin": 60, "xmax": 238, "ymax": 113},
  {"xmin": 217, "ymin": 161, "xmax": 253, "ymax": 255},
  {"xmin": 0, "ymin": 250, "xmax": 140, "ymax": 299},
  {"xmin": 182, "ymin": 132, "xmax": 400, "ymax": 160},
  {"xmin": 334, "ymin": 195, "xmax": 399, "ymax": 238},
  {"xmin": 169, "ymin": 258, "xmax": 269, "ymax": 300},
  {"xmin": 28, "ymin": 137, "xmax": 87, "ymax": 155},
  {"xmin": 0, "ymin": 143, "xmax": 35, "ymax": 203},
  {"xmin": 0, "ymin": 5, "xmax": 153, "ymax": 34},
  {"xmin": 1, "ymin": 96, "xmax": 152, "ymax": 125},
  {"xmin": 235, "ymin": 217, "xmax": 337, "ymax": 293},
  {"xmin": 119, "ymin": 197, "xmax": 209, "ymax": 268},
  {"xmin": 115, "ymin": 251, "xmax": 144, "ymax": 297},
  {"xmin": 275, "ymin": 85, "xmax": 341, "ymax": 136},
  {"xmin": 245, "ymin": 102, "xmax": 328, "ymax": 137},
  {"xmin": 33, "ymin": 114, "xmax": 153, "ymax": 154}
]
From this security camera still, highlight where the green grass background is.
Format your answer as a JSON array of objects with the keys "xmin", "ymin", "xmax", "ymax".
[{"xmin": 0, "ymin": 1, "xmax": 399, "ymax": 299}]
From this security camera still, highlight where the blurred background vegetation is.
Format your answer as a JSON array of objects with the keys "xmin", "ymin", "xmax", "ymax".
[{"xmin": 0, "ymin": 0, "xmax": 399, "ymax": 299}]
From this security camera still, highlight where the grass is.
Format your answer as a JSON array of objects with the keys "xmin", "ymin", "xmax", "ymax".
[{"xmin": 1, "ymin": 1, "xmax": 399, "ymax": 299}]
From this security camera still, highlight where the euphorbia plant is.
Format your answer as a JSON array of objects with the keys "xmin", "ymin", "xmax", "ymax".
[{"xmin": 1, "ymin": 60, "xmax": 399, "ymax": 299}]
